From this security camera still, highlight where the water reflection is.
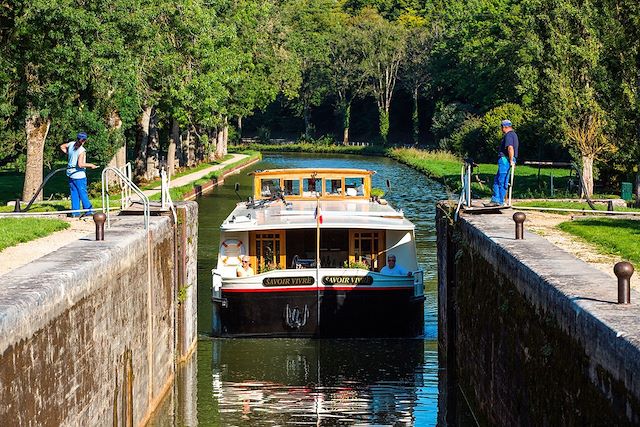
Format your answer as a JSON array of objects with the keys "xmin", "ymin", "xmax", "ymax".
[{"xmin": 205, "ymin": 338, "xmax": 438, "ymax": 426}]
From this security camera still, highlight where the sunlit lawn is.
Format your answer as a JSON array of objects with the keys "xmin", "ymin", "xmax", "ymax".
[
  {"xmin": 0, "ymin": 218, "xmax": 70, "ymax": 251},
  {"xmin": 513, "ymin": 200, "xmax": 640, "ymax": 213},
  {"xmin": 0, "ymin": 163, "xmax": 103, "ymax": 205},
  {"xmin": 139, "ymin": 154, "xmax": 234, "ymax": 190},
  {"xmin": 558, "ymin": 218, "xmax": 640, "ymax": 265},
  {"xmin": 389, "ymin": 147, "xmax": 586, "ymax": 199}
]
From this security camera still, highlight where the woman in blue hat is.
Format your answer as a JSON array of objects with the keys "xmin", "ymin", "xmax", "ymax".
[{"xmin": 60, "ymin": 132, "xmax": 98, "ymax": 217}]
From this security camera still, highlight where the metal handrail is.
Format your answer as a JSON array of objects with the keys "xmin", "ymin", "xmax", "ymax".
[
  {"xmin": 101, "ymin": 166, "xmax": 149, "ymax": 230},
  {"xmin": 160, "ymin": 167, "xmax": 177, "ymax": 224}
]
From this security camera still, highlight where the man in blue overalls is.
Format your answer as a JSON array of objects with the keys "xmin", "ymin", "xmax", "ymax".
[{"xmin": 485, "ymin": 120, "xmax": 519, "ymax": 207}]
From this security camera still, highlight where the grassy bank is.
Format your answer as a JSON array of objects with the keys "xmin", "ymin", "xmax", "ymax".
[
  {"xmin": 558, "ymin": 218, "xmax": 640, "ymax": 264},
  {"xmin": 235, "ymin": 142, "xmax": 386, "ymax": 156},
  {"xmin": 513, "ymin": 200, "xmax": 640, "ymax": 213},
  {"xmin": 0, "ymin": 164, "xmax": 103, "ymax": 205},
  {"xmin": 0, "ymin": 218, "xmax": 69, "ymax": 251},
  {"xmin": 149, "ymin": 151, "xmax": 262, "ymax": 201},
  {"xmin": 140, "ymin": 154, "xmax": 234, "ymax": 190},
  {"xmin": 389, "ymin": 147, "xmax": 576, "ymax": 199}
]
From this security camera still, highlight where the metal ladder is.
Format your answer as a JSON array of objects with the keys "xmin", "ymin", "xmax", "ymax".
[
  {"xmin": 101, "ymin": 164, "xmax": 149, "ymax": 230},
  {"xmin": 454, "ymin": 159, "xmax": 516, "ymax": 220},
  {"xmin": 159, "ymin": 167, "xmax": 177, "ymax": 225}
]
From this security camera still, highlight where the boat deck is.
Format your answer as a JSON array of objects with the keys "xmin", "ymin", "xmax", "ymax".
[{"xmin": 221, "ymin": 199, "xmax": 415, "ymax": 231}]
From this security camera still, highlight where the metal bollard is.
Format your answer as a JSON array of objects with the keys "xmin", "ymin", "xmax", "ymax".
[
  {"xmin": 513, "ymin": 212, "xmax": 526, "ymax": 240},
  {"xmin": 93, "ymin": 212, "xmax": 106, "ymax": 241},
  {"xmin": 607, "ymin": 200, "xmax": 614, "ymax": 212},
  {"xmin": 614, "ymin": 261, "xmax": 634, "ymax": 304},
  {"xmin": 13, "ymin": 199, "xmax": 21, "ymax": 213}
]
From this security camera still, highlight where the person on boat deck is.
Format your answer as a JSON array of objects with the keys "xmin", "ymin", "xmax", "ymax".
[
  {"xmin": 236, "ymin": 255, "xmax": 255, "ymax": 277},
  {"xmin": 485, "ymin": 119, "xmax": 519, "ymax": 207},
  {"xmin": 380, "ymin": 254, "xmax": 412, "ymax": 277}
]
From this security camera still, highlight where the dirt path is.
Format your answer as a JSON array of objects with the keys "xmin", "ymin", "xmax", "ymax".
[
  {"xmin": 524, "ymin": 211, "xmax": 619, "ymax": 278},
  {"xmin": 0, "ymin": 218, "xmax": 95, "ymax": 277},
  {"xmin": 141, "ymin": 153, "xmax": 248, "ymax": 198}
]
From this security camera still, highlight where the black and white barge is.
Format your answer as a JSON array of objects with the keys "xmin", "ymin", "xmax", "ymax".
[{"xmin": 211, "ymin": 168, "xmax": 424, "ymax": 337}]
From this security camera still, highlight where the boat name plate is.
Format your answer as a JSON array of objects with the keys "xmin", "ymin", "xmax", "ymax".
[
  {"xmin": 323, "ymin": 276, "xmax": 374, "ymax": 286},
  {"xmin": 263, "ymin": 276, "xmax": 315, "ymax": 287}
]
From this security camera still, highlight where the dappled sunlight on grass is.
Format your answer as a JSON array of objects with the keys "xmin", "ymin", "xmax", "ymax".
[
  {"xmin": 0, "ymin": 218, "xmax": 70, "ymax": 251},
  {"xmin": 389, "ymin": 147, "xmax": 575, "ymax": 199},
  {"xmin": 558, "ymin": 218, "xmax": 640, "ymax": 264}
]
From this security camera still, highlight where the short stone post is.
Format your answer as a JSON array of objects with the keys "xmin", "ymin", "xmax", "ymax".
[
  {"xmin": 93, "ymin": 212, "xmax": 106, "ymax": 241},
  {"xmin": 513, "ymin": 212, "xmax": 526, "ymax": 240},
  {"xmin": 614, "ymin": 261, "xmax": 634, "ymax": 304}
]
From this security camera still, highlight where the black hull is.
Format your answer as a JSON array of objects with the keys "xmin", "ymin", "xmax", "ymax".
[{"xmin": 213, "ymin": 288, "xmax": 424, "ymax": 338}]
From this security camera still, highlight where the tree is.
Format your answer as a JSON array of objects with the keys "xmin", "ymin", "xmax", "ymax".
[
  {"xmin": 399, "ymin": 15, "xmax": 437, "ymax": 145},
  {"xmin": 525, "ymin": 0, "xmax": 614, "ymax": 197},
  {"xmin": 13, "ymin": 0, "xmax": 97, "ymax": 201},
  {"xmin": 280, "ymin": 0, "xmax": 337, "ymax": 138},
  {"xmin": 327, "ymin": 12, "xmax": 370, "ymax": 144},
  {"xmin": 356, "ymin": 8, "xmax": 407, "ymax": 144}
]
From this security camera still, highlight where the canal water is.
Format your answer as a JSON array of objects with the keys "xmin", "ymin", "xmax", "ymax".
[{"xmin": 151, "ymin": 153, "xmax": 464, "ymax": 426}]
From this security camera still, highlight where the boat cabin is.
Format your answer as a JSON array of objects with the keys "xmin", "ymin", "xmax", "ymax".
[
  {"xmin": 212, "ymin": 168, "xmax": 424, "ymax": 337},
  {"xmin": 217, "ymin": 168, "xmax": 417, "ymax": 276},
  {"xmin": 252, "ymin": 168, "xmax": 373, "ymax": 200}
]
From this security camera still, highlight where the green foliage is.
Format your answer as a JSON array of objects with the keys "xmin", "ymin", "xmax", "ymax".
[
  {"xmin": 343, "ymin": 260, "xmax": 371, "ymax": 270},
  {"xmin": 431, "ymin": 102, "xmax": 472, "ymax": 144},
  {"xmin": 388, "ymin": 147, "xmax": 575, "ymax": 198},
  {"xmin": 371, "ymin": 187, "xmax": 385, "ymax": 197},
  {"xmin": 446, "ymin": 115, "xmax": 483, "ymax": 157},
  {"xmin": 0, "ymin": 218, "xmax": 69, "ymax": 251}
]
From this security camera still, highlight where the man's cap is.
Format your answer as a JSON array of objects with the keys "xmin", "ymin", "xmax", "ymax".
[
  {"xmin": 77, "ymin": 132, "xmax": 88, "ymax": 140},
  {"xmin": 500, "ymin": 120, "xmax": 512, "ymax": 127},
  {"xmin": 241, "ymin": 255, "xmax": 250, "ymax": 262}
]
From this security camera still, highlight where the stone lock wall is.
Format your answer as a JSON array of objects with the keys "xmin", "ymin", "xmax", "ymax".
[
  {"xmin": 437, "ymin": 205, "xmax": 640, "ymax": 426},
  {"xmin": 0, "ymin": 202, "xmax": 198, "ymax": 426}
]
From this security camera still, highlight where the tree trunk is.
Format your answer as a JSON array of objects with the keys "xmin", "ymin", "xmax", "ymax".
[
  {"xmin": 635, "ymin": 166, "xmax": 640, "ymax": 207},
  {"xmin": 581, "ymin": 155, "xmax": 594, "ymax": 198},
  {"xmin": 379, "ymin": 108, "xmax": 390, "ymax": 145},
  {"xmin": 186, "ymin": 127, "xmax": 196, "ymax": 167},
  {"xmin": 303, "ymin": 104, "xmax": 312, "ymax": 139},
  {"xmin": 145, "ymin": 108, "xmax": 159, "ymax": 180},
  {"xmin": 237, "ymin": 116, "xmax": 242, "ymax": 142},
  {"xmin": 412, "ymin": 87, "xmax": 419, "ymax": 145},
  {"xmin": 194, "ymin": 126, "xmax": 204, "ymax": 164},
  {"xmin": 215, "ymin": 125, "xmax": 225, "ymax": 159},
  {"xmin": 106, "ymin": 110, "xmax": 126, "ymax": 185},
  {"xmin": 167, "ymin": 118, "xmax": 179, "ymax": 177},
  {"xmin": 107, "ymin": 110, "xmax": 127, "ymax": 176},
  {"xmin": 134, "ymin": 105, "xmax": 152, "ymax": 180},
  {"xmin": 22, "ymin": 113, "xmax": 50, "ymax": 202},
  {"xmin": 222, "ymin": 117, "xmax": 228, "ymax": 156},
  {"xmin": 342, "ymin": 102, "xmax": 351, "ymax": 145}
]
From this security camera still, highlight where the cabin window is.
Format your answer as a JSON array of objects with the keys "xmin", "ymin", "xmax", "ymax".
[
  {"xmin": 345, "ymin": 177, "xmax": 365, "ymax": 197},
  {"xmin": 253, "ymin": 231, "xmax": 286, "ymax": 272},
  {"xmin": 260, "ymin": 178, "xmax": 281, "ymax": 197},
  {"xmin": 324, "ymin": 179, "xmax": 343, "ymax": 196},
  {"xmin": 303, "ymin": 178, "xmax": 322, "ymax": 197},
  {"xmin": 283, "ymin": 179, "xmax": 301, "ymax": 196},
  {"xmin": 350, "ymin": 230, "xmax": 385, "ymax": 270}
]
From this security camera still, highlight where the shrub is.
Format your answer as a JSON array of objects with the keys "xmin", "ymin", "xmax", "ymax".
[
  {"xmin": 257, "ymin": 126, "xmax": 271, "ymax": 144},
  {"xmin": 477, "ymin": 103, "xmax": 528, "ymax": 162},
  {"xmin": 431, "ymin": 102, "xmax": 473, "ymax": 144},
  {"xmin": 447, "ymin": 115, "xmax": 483, "ymax": 158}
]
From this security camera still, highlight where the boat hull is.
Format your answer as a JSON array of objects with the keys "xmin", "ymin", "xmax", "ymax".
[{"xmin": 213, "ymin": 287, "xmax": 424, "ymax": 338}]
